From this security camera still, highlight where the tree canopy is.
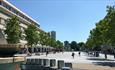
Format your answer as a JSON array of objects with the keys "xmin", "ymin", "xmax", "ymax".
[
  {"xmin": 5, "ymin": 16, "xmax": 21, "ymax": 44},
  {"xmin": 25, "ymin": 24, "xmax": 38, "ymax": 47},
  {"xmin": 70, "ymin": 41, "xmax": 79, "ymax": 51},
  {"xmin": 86, "ymin": 6, "xmax": 115, "ymax": 50}
]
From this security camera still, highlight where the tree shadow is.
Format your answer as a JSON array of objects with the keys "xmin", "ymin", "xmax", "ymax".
[
  {"xmin": 93, "ymin": 62, "xmax": 115, "ymax": 67},
  {"xmin": 87, "ymin": 58, "xmax": 115, "ymax": 61}
]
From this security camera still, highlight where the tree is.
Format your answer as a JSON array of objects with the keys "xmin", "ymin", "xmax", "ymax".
[
  {"xmin": 39, "ymin": 32, "xmax": 46, "ymax": 46},
  {"xmin": 77, "ymin": 42, "xmax": 85, "ymax": 51},
  {"xmin": 64, "ymin": 41, "xmax": 69, "ymax": 47},
  {"xmin": 25, "ymin": 24, "xmax": 38, "ymax": 47},
  {"xmin": 56, "ymin": 40, "xmax": 64, "ymax": 49},
  {"xmin": 86, "ymin": 5, "xmax": 115, "ymax": 59},
  {"xmin": 70, "ymin": 41, "xmax": 78, "ymax": 51},
  {"xmin": 64, "ymin": 41, "xmax": 70, "ymax": 50},
  {"xmin": 86, "ymin": 36, "xmax": 95, "ymax": 50},
  {"xmin": 5, "ymin": 16, "xmax": 21, "ymax": 44},
  {"xmin": 50, "ymin": 38, "xmax": 57, "ymax": 48}
]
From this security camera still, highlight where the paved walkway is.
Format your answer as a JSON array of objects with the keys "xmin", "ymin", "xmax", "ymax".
[{"xmin": 27, "ymin": 52, "xmax": 115, "ymax": 70}]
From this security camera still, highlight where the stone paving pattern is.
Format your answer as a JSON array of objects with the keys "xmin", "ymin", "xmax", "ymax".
[{"xmin": 27, "ymin": 52, "xmax": 115, "ymax": 70}]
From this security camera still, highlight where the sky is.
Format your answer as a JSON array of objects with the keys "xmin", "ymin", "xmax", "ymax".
[{"xmin": 8, "ymin": 0, "xmax": 115, "ymax": 43}]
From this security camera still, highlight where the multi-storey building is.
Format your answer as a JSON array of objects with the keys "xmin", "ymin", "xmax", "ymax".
[
  {"xmin": 0, "ymin": 0, "xmax": 41, "ymax": 45},
  {"xmin": 50, "ymin": 31, "xmax": 56, "ymax": 40}
]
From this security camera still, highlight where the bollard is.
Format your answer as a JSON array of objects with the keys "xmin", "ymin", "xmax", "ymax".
[
  {"xmin": 39, "ymin": 59, "xmax": 43, "ymax": 66},
  {"xmin": 50, "ymin": 59, "xmax": 56, "ymax": 67},
  {"xmin": 65, "ymin": 62, "xmax": 72, "ymax": 68},
  {"xmin": 35, "ymin": 59, "xmax": 39, "ymax": 65},
  {"xmin": 31, "ymin": 59, "xmax": 35, "ymax": 64},
  {"xmin": 43, "ymin": 59, "xmax": 50, "ymax": 67},
  {"xmin": 58, "ymin": 60, "xmax": 65, "ymax": 69},
  {"xmin": 26, "ymin": 59, "xmax": 31, "ymax": 64}
]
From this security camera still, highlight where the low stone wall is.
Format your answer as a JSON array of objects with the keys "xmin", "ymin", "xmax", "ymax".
[
  {"xmin": 0, "ymin": 57, "xmax": 25, "ymax": 64},
  {"xmin": 0, "ymin": 57, "xmax": 25, "ymax": 70}
]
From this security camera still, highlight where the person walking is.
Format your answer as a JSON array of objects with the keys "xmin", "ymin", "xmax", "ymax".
[
  {"xmin": 46, "ymin": 51, "xmax": 49, "ymax": 56},
  {"xmin": 72, "ymin": 52, "xmax": 75, "ymax": 59},
  {"xmin": 78, "ymin": 51, "xmax": 81, "ymax": 56}
]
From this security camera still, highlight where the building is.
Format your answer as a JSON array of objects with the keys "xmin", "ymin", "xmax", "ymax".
[
  {"xmin": 0, "ymin": 0, "xmax": 41, "ymax": 45},
  {"xmin": 0, "ymin": 0, "xmax": 53, "ymax": 53},
  {"xmin": 50, "ymin": 31, "xmax": 56, "ymax": 40}
]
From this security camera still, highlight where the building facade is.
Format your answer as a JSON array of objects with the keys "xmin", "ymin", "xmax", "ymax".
[
  {"xmin": 0, "ymin": 0, "xmax": 41, "ymax": 45},
  {"xmin": 50, "ymin": 31, "xmax": 56, "ymax": 40}
]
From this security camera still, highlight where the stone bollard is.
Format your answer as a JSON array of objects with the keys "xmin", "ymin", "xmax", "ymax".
[
  {"xmin": 35, "ymin": 59, "xmax": 39, "ymax": 65},
  {"xmin": 58, "ymin": 60, "xmax": 65, "ymax": 69},
  {"xmin": 26, "ymin": 59, "xmax": 31, "ymax": 64},
  {"xmin": 43, "ymin": 59, "xmax": 50, "ymax": 67},
  {"xmin": 65, "ymin": 62, "xmax": 72, "ymax": 69},
  {"xmin": 61, "ymin": 67, "xmax": 71, "ymax": 70},
  {"xmin": 50, "ymin": 59, "xmax": 56, "ymax": 67},
  {"xmin": 39, "ymin": 59, "xmax": 43, "ymax": 66},
  {"xmin": 31, "ymin": 59, "xmax": 35, "ymax": 64}
]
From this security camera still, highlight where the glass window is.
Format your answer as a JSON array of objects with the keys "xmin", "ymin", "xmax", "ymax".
[
  {"xmin": 8, "ymin": 6, "xmax": 12, "ymax": 11},
  {"xmin": 0, "ymin": 1, "xmax": 1, "ymax": 5},
  {"xmin": 2, "ymin": 2, "xmax": 7, "ymax": 8}
]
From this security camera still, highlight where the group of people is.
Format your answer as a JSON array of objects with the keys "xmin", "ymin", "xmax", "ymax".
[
  {"xmin": 46, "ymin": 50, "xmax": 81, "ymax": 58},
  {"xmin": 71, "ymin": 51, "xmax": 81, "ymax": 58}
]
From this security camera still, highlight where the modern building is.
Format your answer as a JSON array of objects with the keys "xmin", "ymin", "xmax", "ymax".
[
  {"xmin": 0, "ymin": 0, "xmax": 41, "ymax": 45},
  {"xmin": 50, "ymin": 31, "xmax": 56, "ymax": 40},
  {"xmin": 0, "ymin": 0, "xmax": 53, "ymax": 53}
]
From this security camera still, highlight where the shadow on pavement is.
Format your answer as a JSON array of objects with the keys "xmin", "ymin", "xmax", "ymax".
[
  {"xmin": 87, "ymin": 58, "xmax": 115, "ymax": 61},
  {"xmin": 93, "ymin": 62, "xmax": 115, "ymax": 67}
]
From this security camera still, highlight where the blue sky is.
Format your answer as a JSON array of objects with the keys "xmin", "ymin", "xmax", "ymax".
[{"xmin": 9, "ymin": 0, "xmax": 115, "ymax": 43}]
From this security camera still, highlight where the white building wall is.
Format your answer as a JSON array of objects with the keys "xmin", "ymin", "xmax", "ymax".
[{"xmin": 0, "ymin": 12, "xmax": 9, "ymax": 19}]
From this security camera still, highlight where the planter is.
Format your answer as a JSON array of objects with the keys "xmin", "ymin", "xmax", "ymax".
[{"xmin": 0, "ymin": 44, "xmax": 21, "ymax": 57}]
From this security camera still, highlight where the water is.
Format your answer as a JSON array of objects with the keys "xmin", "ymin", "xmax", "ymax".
[{"xmin": 0, "ymin": 62, "xmax": 22, "ymax": 70}]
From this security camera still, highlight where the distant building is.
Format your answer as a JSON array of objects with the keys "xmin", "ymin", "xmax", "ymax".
[{"xmin": 50, "ymin": 31, "xmax": 56, "ymax": 40}]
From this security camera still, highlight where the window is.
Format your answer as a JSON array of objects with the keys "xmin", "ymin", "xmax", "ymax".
[
  {"xmin": 2, "ymin": 2, "xmax": 8, "ymax": 9},
  {"xmin": 0, "ymin": 10, "xmax": 10, "ymax": 17},
  {"xmin": 7, "ymin": 6, "xmax": 12, "ymax": 11},
  {"xmin": 0, "ymin": 1, "xmax": 1, "ymax": 5}
]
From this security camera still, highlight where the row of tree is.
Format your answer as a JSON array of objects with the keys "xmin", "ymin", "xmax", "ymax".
[
  {"xmin": 64, "ymin": 41, "xmax": 85, "ymax": 51},
  {"xmin": 4, "ymin": 16, "xmax": 64, "ymax": 50},
  {"xmin": 86, "ymin": 6, "xmax": 115, "ymax": 54}
]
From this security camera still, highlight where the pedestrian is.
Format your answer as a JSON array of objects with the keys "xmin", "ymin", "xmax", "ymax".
[
  {"xmin": 46, "ymin": 51, "xmax": 48, "ymax": 56},
  {"xmin": 78, "ymin": 51, "xmax": 81, "ymax": 56},
  {"xmin": 72, "ymin": 52, "xmax": 75, "ymax": 59}
]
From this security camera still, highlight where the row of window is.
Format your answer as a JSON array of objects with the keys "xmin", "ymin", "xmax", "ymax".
[
  {"xmin": 0, "ymin": 1, "xmax": 1, "ymax": 5},
  {"xmin": 0, "ymin": 17, "xmax": 26, "ymax": 31},
  {"xmin": 0, "ymin": 1, "xmax": 36, "ymax": 24}
]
